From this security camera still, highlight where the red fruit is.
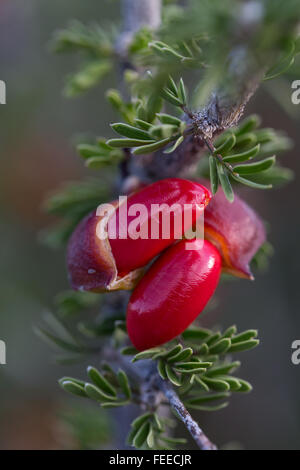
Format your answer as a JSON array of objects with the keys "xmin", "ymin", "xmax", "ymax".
[
  {"xmin": 127, "ymin": 239, "xmax": 221, "ymax": 351},
  {"xmin": 67, "ymin": 178, "xmax": 211, "ymax": 292},
  {"xmin": 67, "ymin": 203, "xmax": 144, "ymax": 292},
  {"xmin": 108, "ymin": 178, "xmax": 211, "ymax": 275},
  {"xmin": 204, "ymin": 186, "xmax": 266, "ymax": 279}
]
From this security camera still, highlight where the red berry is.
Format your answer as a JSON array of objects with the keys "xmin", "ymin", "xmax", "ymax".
[
  {"xmin": 204, "ymin": 184, "xmax": 265, "ymax": 279},
  {"xmin": 67, "ymin": 178, "xmax": 211, "ymax": 292},
  {"xmin": 127, "ymin": 239, "xmax": 221, "ymax": 351},
  {"xmin": 108, "ymin": 178, "xmax": 211, "ymax": 274}
]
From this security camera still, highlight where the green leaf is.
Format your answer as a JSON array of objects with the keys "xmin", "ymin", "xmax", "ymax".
[
  {"xmin": 228, "ymin": 339, "xmax": 259, "ymax": 353},
  {"xmin": 43, "ymin": 310, "xmax": 78, "ymax": 341},
  {"xmin": 59, "ymin": 376, "xmax": 85, "ymax": 387},
  {"xmin": 235, "ymin": 132, "xmax": 257, "ymax": 148},
  {"xmin": 197, "ymin": 343, "xmax": 210, "ymax": 355},
  {"xmin": 34, "ymin": 326, "xmax": 83, "ymax": 353},
  {"xmin": 206, "ymin": 361, "xmax": 241, "ymax": 377},
  {"xmin": 178, "ymin": 78, "xmax": 187, "ymax": 105},
  {"xmin": 254, "ymin": 129, "xmax": 276, "ymax": 144},
  {"xmin": 101, "ymin": 401, "xmax": 129, "ymax": 408},
  {"xmin": 167, "ymin": 75, "xmax": 179, "ymax": 95},
  {"xmin": 60, "ymin": 380, "xmax": 87, "ymax": 397},
  {"xmin": 111, "ymin": 123, "xmax": 152, "ymax": 140},
  {"xmin": 194, "ymin": 376, "xmax": 210, "ymax": 391},
  {"xmin": 157, "ymin": 359, "xmax": 168, "ymax": 379},
  {"xmin": 120, "ymin": 346, "xmax": 139, "ymax": 355},
  {"xmin": 147, "ymin": 424, "xmax": 155, "ymax": 448},
  {"xmin": 134, "ymin": 119, "xmax": 153, "ymax": 131},
  {"xmin": 159, "ymin": 436, "xmax": 187, "ymax": 445},
  {"xmin": 163, "ymin": 344, "xmax": 183, "ymax": 360},
  {"xmin": 206, "ymin": 332, "xmax": 222, "ymax": 346},
  {"xmin": 132, "ymin": 348, "xmax": 163, "ymax": 362},
  {"xmin": 175, "ymin": 361, "xmax": 212, "ymax": 370},
  {"xmin": 157, "ymin": 113, "xmax": 182, "ymax": 126},
  {"xmin": 185, "ymin": 392, "xmax": 230, "ymax": 405},
  {"xmin": 209, "ymin": 156, "xmax": 219, "ymax": 194},
  {"xmin": 215, "ymin": 133, "xmax": 236, "ymax": 154},
  {"xmin": 209, "ymin": 338, "xmax": 231, "ymax": 355},
  {"xmin": 160, "ymin": 88, "xmax": 183, "ymax": 107},
  {"xmin": 222, "ymin": 325, "xmax": 237, "ymax": 338},
  {"xmin": 150, "ymin": 41, "xmax": 181, "ymax": 60},
  {"xmin": 84, "ymin": 382, "xmax": 116, "ymax": 401},
  {"xmin": 223, "ymin": 144, "xmax": 261, "ymax": 163},
  {"xmin": 231, "ymin": 174, "xmax": 272, "ymax": 189},
  {"xmin": 133, "ymin": 137, "xmax": 173, "ymax": 155},
  {"xmin": 166, "ymin": 364, "xmax": 182, "ymax": 386},
  {"xmin": 235, "ymin": 115, "xmax": 261, "ymax": 136},
  {"xmin": 146, "ymin": 94, "xmax": 163, "ymax": 122},
  {"xmin": 202, "ymin": 377, "xmax": 230, "ymax": 392},
  {"xmin": 127, "ymin": 427, "xmax": 139, "ymax": 446},
  {"xmin": 236, "ymin": 379, "xmax": 253, "ymax": 393},
  {"xmin": 182, "ymin": 327, "xmax": 211, "ymax": 341},
  {"xmin": 264, "ymin": 40, "xmax": 296, "ymax": 80},
  {"xmin": 218, "ymin": 376, "xmax": 241, "ymax": 391},
  {"xmin": 133, "ymin": 421, "xmax": 150, "ymax": 449},
  {"xmin": 164, "ymin": 135, "xmax": 184, "ymax": 154},
  {"xmin": 153, "ymin": 413, "xmax": 163, "ymax": 432},
  {"xmin": 106, "ymin": 89, "xmax": 124, "ymax": 112},
  {"xmin": 117, "ymin": 369, "xmax": 132, "ymax": 399},
  {"xmin": 217, "ymin": 162, "xmax": 234, "ymax": 202},
  {"xmin": 129, "ymin": 27, "xmax": 152, "ymax": 54},
  {"xmin": 132, "ymin": 413, "xmax": 152, "ymax": 430},
  {"xmin": 234, "ymin": 156, "xmax": 276, "ymax": 175},
  {"xmin": 64, "ymin": 60, "xmax": 112, "ymax": 97},
  {"xmin": 77, "ymin": 144, "xmax": 108, "ymax": 159},
  {"xmin": 107, "ymin": 138, "xmax": 155, "ymax": 148},
  {"xmin": 85, "ymin": 156, "xmax": 114, "ymax": 169},
  {"xmin": 44, "ymin": 178, "xmax": 108, "ymax": 217},
  {"xmin": 150, "ymin": 124, "xmax": 178, "ymax": 140},
  {"xmin": 231, "ymin": 330, "xmax": 258, "ymax": 344},
  {"xmin": 247, "ymin": 166, "xmax": 293, "ymax": 187},
  {"xmin": 186, "ymin": 402, "xmax": 229, "ymax": 411},
  {"xmin": 167, "ymin": 348, "xmax": 193, "ymax": 363},
  {"xmin": 174, "ymin": 367, "xmax": 207, "ymax": 375},
  {"xmin": 136, "ymin": 103, "xmax": 147, "ymax": 122},
  {"xmin": 52, "ymin": 21, "xmax": 113, "ymax": 56},
  {"xmin": 87, "ymin": 366, "xmax": 117, "ymax": 397}
]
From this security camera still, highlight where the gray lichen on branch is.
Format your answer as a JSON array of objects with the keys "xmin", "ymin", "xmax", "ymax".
[{"xmin": 159, "ymin": 378, "xmax": 217, "ymax": 451}]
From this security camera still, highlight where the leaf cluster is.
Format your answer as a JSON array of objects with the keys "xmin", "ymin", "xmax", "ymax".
[
  {"xmin": 54, "ymin": 322, "xmax": 259, "ymax": 449},
  {"xmin": 207, "ymin": 114, "xmax": 293, "ymax": 201},
  {"xmin": 127, "ymin": 325, "xmax": 258, "ymax": 411},
  {"xmin": 41, "ymin": 178, "xmax": 111, "ymax": 248},
  {"xmin": 52, "ymin": 20, "xmax": 115, "ymax": 96}
]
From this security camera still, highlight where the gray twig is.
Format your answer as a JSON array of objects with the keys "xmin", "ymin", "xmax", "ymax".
[
  {"xmin": 158, "ymin": 378, "xmax": 217, "ymax": 451},
  {"xmin": 115, "ymin": 0, "xmax": 218, "ymax": 452}
]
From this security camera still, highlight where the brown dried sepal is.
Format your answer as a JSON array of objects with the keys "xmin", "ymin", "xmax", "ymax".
[
  {"xmin": 204, "ymin": 187, "xmax": 266, "ymax": 280},
  {"xmin": 67, "ymin": 201, "xmax": 144, "ymax": 293}
]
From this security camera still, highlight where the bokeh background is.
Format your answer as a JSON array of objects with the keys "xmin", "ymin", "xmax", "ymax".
[{"xmin": 0, "ymin": 0, "xmax": 299, "ymax": 450}]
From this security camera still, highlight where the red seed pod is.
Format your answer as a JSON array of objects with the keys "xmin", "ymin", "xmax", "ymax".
[
  {"xmin": 67, "ymin": 201, "xmax": 144, "ymax": 293},
  {"xmin": 204, "ymin": 186, "xmax": 266, "ymax": 279},
  {"xmin": 67, "ymin": 178, "xmax": 211, "ymax": 292},
  {"xmin": 108, "ymin": 178, "xmax": 211, "ymax": 275},
  {"xmin": 127, "ymin": 239, "xmax": 221, "ymax": 351}
]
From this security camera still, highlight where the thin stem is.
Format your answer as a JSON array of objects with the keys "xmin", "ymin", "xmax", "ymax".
[
  {"xmin": 116, "ymin": 0, "xmax": 216, "ymax": 451},
  {"xmin": 159, "ymin": 378, "xmax": 217, "ymax": 451},
  {"xmin": 204, "ymin": 137, "xmax": 237, "ymax": 175}
]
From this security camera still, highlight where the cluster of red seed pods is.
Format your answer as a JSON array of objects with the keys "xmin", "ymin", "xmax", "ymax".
[{"xmin": 67, "ymin": 178, "xmax": 265, "ymax": 350}]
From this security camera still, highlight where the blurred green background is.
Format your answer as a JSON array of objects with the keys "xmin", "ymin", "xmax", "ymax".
[{"xmin": 0, "ymin": 0, "xmax": 300, "ymax": 450}]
